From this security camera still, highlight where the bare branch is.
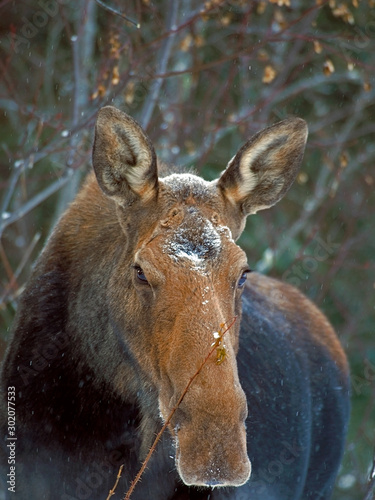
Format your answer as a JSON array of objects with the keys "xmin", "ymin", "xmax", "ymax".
[
  {"xmin": 95, "ymin": 0, "xmax": 140, "ymax": 28},
  {"xmin": 139, "ymin": 0, "xmax": 179, "ymax": 130},
  {"xmin": 364, "ymin": 472, "xmax": 375, "ymax": 500},
  {"xmin": 106, "ymin": 464, "xmax": 124, "ymax": 500},
  {"xmin": 0, "ymin": 170, "xmax": 74, "ymax": 238},
  {"xmin": 0, "ymin": 232, "xmax": 41, "ymax": 307}
]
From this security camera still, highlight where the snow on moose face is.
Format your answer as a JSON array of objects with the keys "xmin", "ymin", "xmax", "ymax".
[
  {"xmin": 164, "ymin": 209, "xmax": 221, "ymax": 269},
  {"xmin": 132, "ymin": 178, "xmax": 251, "ymax": 487}
]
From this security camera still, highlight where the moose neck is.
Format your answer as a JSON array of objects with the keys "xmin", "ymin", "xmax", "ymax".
[{"xmin": 7, "ymin": 174, "xmax": 162, "ymax": 453}]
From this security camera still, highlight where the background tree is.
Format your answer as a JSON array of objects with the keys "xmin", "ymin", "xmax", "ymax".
[{"xmin": 0, "ymin": 1, "xmax": 374, "ymax": 499}]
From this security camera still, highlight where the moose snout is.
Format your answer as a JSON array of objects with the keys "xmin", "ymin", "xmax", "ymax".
[
  {"xmin": 175, "ymin": 416, "xmax": 251, "ymax": 487},
  {"xmin": 168, "ymin": 382, "xmax": 251, "ymax": 488},
  {"xmin": 159, "ymin": 318, "xmax": 251, "ymax": 488}
]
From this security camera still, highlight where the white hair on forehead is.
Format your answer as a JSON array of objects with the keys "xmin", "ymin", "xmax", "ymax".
[{"xmin": 164, "ymin": 214, "xmax": 222, "ymax": 271}]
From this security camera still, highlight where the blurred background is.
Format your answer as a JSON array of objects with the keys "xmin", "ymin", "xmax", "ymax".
[{"xmin": 0, "ymin": 1, "xmax": 374, "ymax": 498}]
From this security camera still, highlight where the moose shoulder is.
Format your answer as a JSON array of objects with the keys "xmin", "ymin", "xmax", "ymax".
[{"xmin": 0, "ymin": 107, "xmax": 350, "ymax": 500}]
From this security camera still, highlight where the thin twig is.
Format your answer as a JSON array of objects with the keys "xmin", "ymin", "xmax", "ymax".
[
  {"xmin": 139, "ymin": 0, "xmax": 179, "ymax": 130},
  {"xmin": 0, "ymin": 232, "xmax": 41, "ymax": 307},
  {"xmin": 122, "ymin": 317, "xmax": 237, "ymax": 500},
  {"xmin": 0, "ymin": 242, "xmax": 14, "ymax": 285},
  {"xmin": 106, "ymin": 464, "xmax": 124, "ymax": 500},
  {"xmin": 364, "ymin": 473, "xmax": 375, "ymax": 500},
  {"xmin": 95, "ymin": 0, "xmax": 140, "ymax": 28},
  {"xmin": 1, "ymin": 161, "xmax": 23, "ymax": 217},
  {"xmin": 0, "ymin": 170, "xmax": 74, "ymax": 237}
]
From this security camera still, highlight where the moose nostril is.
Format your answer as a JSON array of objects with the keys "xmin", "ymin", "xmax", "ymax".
[{"xmin": 205, "ymin": 479, "xmax": 223, "ymax": 486}]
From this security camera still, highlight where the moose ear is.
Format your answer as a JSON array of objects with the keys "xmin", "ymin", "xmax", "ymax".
[
  {"xmin": 92, "ymin": 106, "xmax": 158, "ymax": 205},
  {"xmin": 217, "ymin": 118, "xmax": 308, "ymax": 215}
]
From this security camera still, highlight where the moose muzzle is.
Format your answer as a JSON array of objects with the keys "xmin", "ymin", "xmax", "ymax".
[
  {"xmin": 160, "ymin": 350, "xmax": 251, "ymax": 488},
  {"xmin": 175, "ymin": 409, "xmax": 251, "ymax": 487}
]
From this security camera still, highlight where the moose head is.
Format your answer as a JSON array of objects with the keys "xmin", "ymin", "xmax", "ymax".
[{"xmin": 91, "ymin": 107, "xmax": 308, "ymax": 487}]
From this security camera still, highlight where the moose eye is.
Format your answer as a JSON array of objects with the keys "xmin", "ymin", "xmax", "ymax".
[
  {"xmin": 134, "ymin": 266, "xmax": 149, "ymax": 285},
  {"xmin": 238, "ymin": 270, "xmax": 250, "ymax": 289}
]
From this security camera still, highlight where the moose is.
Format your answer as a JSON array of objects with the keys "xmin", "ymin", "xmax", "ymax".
[{"xmin": 0, "ymin": 107, "xmax": 350, "ymax": 500}]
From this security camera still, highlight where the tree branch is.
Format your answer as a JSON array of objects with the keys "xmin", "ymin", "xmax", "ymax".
[
  {"xmin": 139, "ymin": 0, "xmax": 179, "ymax": 130},
  {"xmin": 95, "ymin": 0, "xmax": 140, "ymax": 28}
]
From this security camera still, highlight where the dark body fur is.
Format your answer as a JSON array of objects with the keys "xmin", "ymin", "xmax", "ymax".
[{"xmin": 0, "ymin": 110, "xmax": 350, "ymax": 499}]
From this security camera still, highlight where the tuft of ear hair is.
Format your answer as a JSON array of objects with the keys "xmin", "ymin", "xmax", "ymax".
[
  {"xmin": 92, "ymin": 106, "xmax": 158, "ymax": 206},
  {"xmin": 218, "ymin": 118, "xmax": 308, "ymax": 215}
]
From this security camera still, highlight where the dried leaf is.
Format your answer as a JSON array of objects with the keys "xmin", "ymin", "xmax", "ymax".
[
  {"xmin": 314, "ymin": 40, "xmax": 323, "ymax": 54},
  {"xmin": 364, "ymin": 175, "xmax": 374, "ymax": 186},
  {"xmin": 257, "ymin": 1, "xmax": 267, "ymax": 14},
  {"xmin": 364, "ymin": 81, "xmax": 372, "ymax": 92},
  {"xmin": 323, "ymin": 59, "xmax": 335, "ymax": 76},
  {"xmin": 204, "ymin": 0, "xmax": 222, "ymax": 9},
  {"xmin": 221, "ymin": 14, "xmax": 232, "ymax": 26},
  {"xmin": 263, "ymin": 65, "xmax": 277, "ymax": 83},
  {"xmin": 332, "ymin": 4, "xmax": 355, "ymax": 24},
  {"xmin": 268, "ymin": 0, "xmax": 291, "ymax": 6},
  {"xmin": 274, "ymin": 9, "xmax": 288, "ymax": 29},
  {"xmin": 216, "ymin": 345, "xmax": 227, "ymax": 364},
  {"xmin": 112, "ymin": 66, "xmax": 120, "ymax": 86},
  {"xmin": 91, "ymin": 85, "xmax": 106, "ymax": 100},
  {"xmin": 110, "ymin": 34, "xmax": 121, "ymax": 59},
  {"xmin": 340, "ymin": 152, "xmax": 349, "ymax": 168},
  {"xmin": 180, "ymin": 34, "xmax": 193, "ymax": 52}
]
